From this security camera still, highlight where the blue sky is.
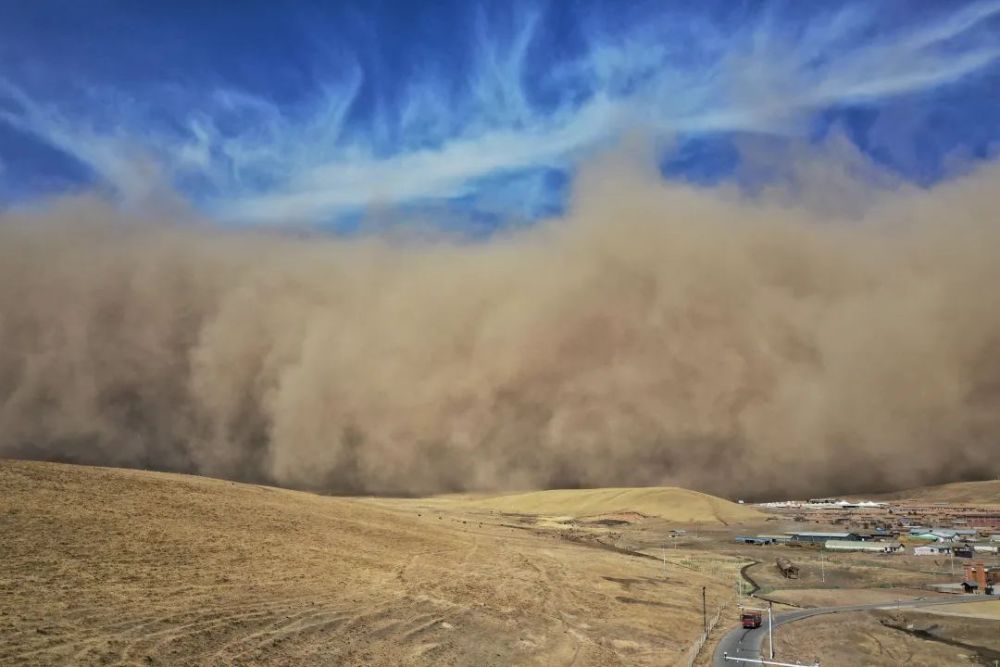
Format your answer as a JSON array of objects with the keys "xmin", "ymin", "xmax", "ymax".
[{"xmin": 1, "ymin": 0, "xmax": 998, "ymax": 227}]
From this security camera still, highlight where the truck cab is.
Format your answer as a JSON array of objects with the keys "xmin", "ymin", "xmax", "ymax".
[{"xmin": 741, "ymin": 611, "xmax": 762, "ymax": 629}]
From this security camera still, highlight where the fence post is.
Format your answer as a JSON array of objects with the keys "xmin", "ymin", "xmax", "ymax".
[{"xmin": 679, "ymin": 596, "xmax": 731, "ymax": 666}]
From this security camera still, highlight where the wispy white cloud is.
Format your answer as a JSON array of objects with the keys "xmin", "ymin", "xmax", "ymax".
[{"xmin": 1, "ymin": 1, "xmax": 998, "ymax": 223}]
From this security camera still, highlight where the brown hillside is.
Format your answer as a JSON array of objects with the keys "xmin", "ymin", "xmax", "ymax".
[
  {"xmin": 873, "ymin": 479, "xmax": 1000, "ymax": 504},
  {"xmin": 0, "ymin": 459, "xmax": 732, "ymax": 666},
  {"xmin": 423, "ymin": 486, "xmax": 764, "ymax": 524}
]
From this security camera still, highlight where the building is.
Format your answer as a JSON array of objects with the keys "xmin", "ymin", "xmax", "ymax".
[
  {"xmin": 973, "ymin": 544, "xmax": 1000, "ymax": 555},
  {"xmin": 910, "ymin": 532, "xmax": 944, "ymax": 541},
  {"xmin": 735, "ymin": 536, "xmax": 774, "ymax": 545},
  {"xmin": 964, "ymin": 561, "xmax": 1000, "ymax": 593},
  {"xmin": 953, "ymin": 544, "xmax": 975, "ymax": 558},
  {"xmin": 965, "ymin": 513, "xmax": 1000, "ymax": 529},
  {"xmin": 914, "ymin": 545, "xmax": 952, "ymax": 556},
  {"xmin": 911, "ymin": 529, "xmax": 960, "ymax": 542},
  {"xmin": 824, "ymin": 540, "xmax": 902, "ymax": 553},
  {"xmin": 789, "ymin": 531, "xmax": 860, "ymax": 544},
  {"xmin": 757, "ymin": 534, "xmax": 792, "ymax": 544},
  {"xmin": 776, "ymin": 557, "xmax": 799, "ymax": 578},
  {"xmin": 931, "ymin": 529, "xmax": 960, "ymax": 541},
  {"xmin": 856, "ymin": 529, "xmax": 901, "ymax": 541}
]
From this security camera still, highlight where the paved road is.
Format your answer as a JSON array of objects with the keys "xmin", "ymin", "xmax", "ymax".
[{"xmin": 713, "ymin": 595, "xmax": 989, "ymax": 666}]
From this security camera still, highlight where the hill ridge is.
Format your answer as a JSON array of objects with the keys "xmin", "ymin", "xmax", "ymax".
[{"xmin": 425, "ymin": 485, "xmax": 764, "ymax": 523}]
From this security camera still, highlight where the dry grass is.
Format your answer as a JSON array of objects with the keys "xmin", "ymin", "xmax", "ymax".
[
  {"xmin": 874, "ymin": 479, "xmax": 1000, "ymax": 504},
  {"xmin": 774, "ymin": 609, "xmax": 1000, "ymax": 666},
  {"xmin": 922, "ymin": 600, "xmax": 1000, "ymax": 620},
  {"xmin": 765, "ymin": 588, "xmax": 951, "ymax": 608},
  {"xmin": 745, "ymin": 548, "xmax": 959, "ymax": 594},
  {"xmin": 0, "ymin": 459, "xmax": 737, "ymax": 666},
  {"xmin": 416, "ymin": 487, "xmax": 764, "ymax": 523}
]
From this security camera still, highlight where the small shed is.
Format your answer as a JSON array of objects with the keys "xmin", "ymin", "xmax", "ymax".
[
  {"xmin": 914, "ymin": 545, "xmax": 952, "ymax": 556},
  {"xmin": 953, "ymin": 545, "xmax": 974, "ymax": 558},
  {"xmin": 776, "ymin": 557, "xmax": 800, "ymax": 578}
]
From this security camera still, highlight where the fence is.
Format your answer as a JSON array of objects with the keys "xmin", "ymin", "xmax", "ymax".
[{"xmin": 678, "ymin": 597, "xmax": 731, "ymax": 667}]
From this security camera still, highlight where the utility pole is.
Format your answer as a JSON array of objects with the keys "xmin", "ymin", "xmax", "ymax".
[
  {"xmin": 820, "ymin": 550, "xmax": 825, "ymax": 583},
  {"xmin": 768, "ymin": 601, "xmax": 774, "ymax": 660}
]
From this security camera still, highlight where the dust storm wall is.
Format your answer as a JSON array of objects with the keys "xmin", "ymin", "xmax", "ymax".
[{"xmin": 2, "ymin": 156, "xmax": 999, "ymax": 499}]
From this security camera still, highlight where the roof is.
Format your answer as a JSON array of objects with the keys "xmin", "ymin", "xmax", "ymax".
[
  {"xmin": 825, "ymin": 540, "xmax": 901, "ymax": 549},
  {"xmin": 792, "ymin": 532, "xmax": 855, "ymax": 538}
]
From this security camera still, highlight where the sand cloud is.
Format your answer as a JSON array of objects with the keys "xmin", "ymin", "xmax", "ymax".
[{"xmin": 1, "ymin": 147, "xmax": 999, "ymax": 499}]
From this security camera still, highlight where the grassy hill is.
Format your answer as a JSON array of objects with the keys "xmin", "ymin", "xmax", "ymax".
[
  {"xmin": 873, "ymin": 479, "xmax": 1000, "ymax": 504},
  {"xmin": 426, "ymin": 486, "xmax": 765, "ymax": 524},
  {"xmin": 0, "ymin": 459, "xmax": 728, "ymax": 666}
]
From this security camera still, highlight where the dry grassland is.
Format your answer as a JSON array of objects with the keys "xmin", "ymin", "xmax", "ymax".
[
  {"xmin": 774, "ymin": 609, "xmax": 1000, "ymax": 666},
  {"xmin": 764, "ymin": 588, "xmax": 951, "ymax": 608},
  {"xmin": 875, "ymin": 480, "xmax": 1000, "ymax": 504},
  {"xmin": 922, "ymin": 600, "xmax": 1000, "ymax": 620},
  {"xmin": 0, "ymin": 460, "xmax": 739, "ymax": 666},
  {"xmin": 412, "ymin": 487, "xmax": 764, "ymax": 524}
]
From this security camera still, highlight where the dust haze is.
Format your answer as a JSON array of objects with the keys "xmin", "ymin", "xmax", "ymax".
[{"xmin": 2, "ymin": 146, "xmax": 999, "ymax": 500}]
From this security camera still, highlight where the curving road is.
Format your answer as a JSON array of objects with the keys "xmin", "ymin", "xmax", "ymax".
[{"xmin": 712, "ymin": 594, "xmax": 988, "ymax": 666}]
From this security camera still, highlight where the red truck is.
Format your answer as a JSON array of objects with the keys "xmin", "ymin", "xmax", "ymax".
[{"xmin": 741, "ymin": 611, "xmax": 762, "ymax": 629}]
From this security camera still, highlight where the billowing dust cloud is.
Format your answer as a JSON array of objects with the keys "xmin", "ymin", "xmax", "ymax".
[{"xmin": 2, "ymin": 154, "xmax": 999, "ymax": 500}]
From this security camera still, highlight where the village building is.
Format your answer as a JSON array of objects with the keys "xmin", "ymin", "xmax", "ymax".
[
  {"xmin": 914, "ymin": 544, "xmax": 952, "ymax": 556},
  {"xmin": 788, "ymin": 531, "xmax": 860, "ymax": 544},
  {"xmin": 824, "ymin": 540, "xmax": 902, "ymax": 553}
]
